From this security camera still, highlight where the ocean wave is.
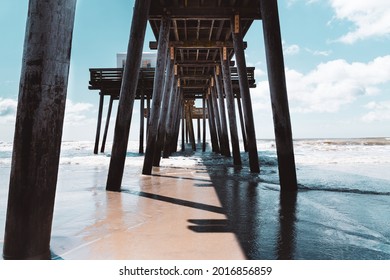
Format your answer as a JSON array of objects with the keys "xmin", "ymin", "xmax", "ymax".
[{"xmin": 298, "ymin": 185, "xmax": 390, "ymax": 196}]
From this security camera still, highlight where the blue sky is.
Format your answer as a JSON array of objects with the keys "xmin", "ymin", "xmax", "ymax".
[{"xmin": 1, "ymin": 0, "xmax": 389, "ymax": 142}]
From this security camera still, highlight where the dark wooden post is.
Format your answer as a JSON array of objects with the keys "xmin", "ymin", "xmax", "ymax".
[
  {"xmin": 220, "ymin": 48, "xmax": 241, "ymax": 166},
  {"xmin": 186, "ymin": 101, "xmax": 197, "ymax": 151},
  {"xmin": 106, "ymin": 0, "xmax": 151, "ymax": 190},
  {"xmin": 231, "ymin": 15, "xmax": 260, "ymax": 173},
  {"xmin": 94, "ymin": 92, "xmax": 104, "ymax": 154},
  {"xmin": 207, "ymin": 95, "xmax": 220, "ymax": 153},
  {"xmin": 139, "ymin": 90, "xmax": 145, "ymax": 154},
  {"xmin": 260, "ymin": 0, "xmax": 298, "ymax": 190},
  {"xmin": 153, "ymin": 47, "xmax": 175, "ymax": 166},
  {"xmin": 197, "ymin": 118, "xmax": 201, "ymax": 143},
  {"xmin": 202, "ymin": 95, "xmax": 207, "ymax": 152},
  {"xmin": 163, "ymin": 74, "xmax": 179, "ymax": 158},
  {"xmin": 181, "ymin": 97, "xmax": 186, "ymax": 151},
  {"xmin": 236, "ymin": 94, "xmax": 248, "ymax": 152},
  {"xmin": 142, "ymin": 16, "xmax": 170, "ymax": 175},
  {"xmin": 101, "ymin": 96, "xmax": 114, "ymax": 153},
  {"xmin": 3, "ymin": 0, "xmax": 76, "ymax": 260},
  {"xmin": 210, "ymin": 85, "xmax": 224, "ymax": 155},
  {"xmin": 214, "ymin": 69, "xmax": 231, "ymax": 157},
  {"xmin": 172, "ymin": 89, "xmax": 182, "ymax": 153}
]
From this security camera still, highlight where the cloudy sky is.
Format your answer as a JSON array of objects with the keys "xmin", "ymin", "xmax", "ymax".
[{"xmin": 1, "ymin": 0, "xmax": 389, "ymax": 142}]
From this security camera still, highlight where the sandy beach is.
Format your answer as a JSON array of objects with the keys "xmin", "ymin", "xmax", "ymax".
[{"xmin": 1, "ymin": 140, "xmax": 390, "ymax": 260}]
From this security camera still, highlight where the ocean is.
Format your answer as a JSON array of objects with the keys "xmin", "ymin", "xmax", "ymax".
[{"xmin": 1, "ymin": 138, "xmax": 390, "ymax": 259}]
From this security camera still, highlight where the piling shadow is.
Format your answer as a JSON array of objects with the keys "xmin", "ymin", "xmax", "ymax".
[{"xmin": 201, "ymin": 153, "xmax": 298, "ymax": 260}]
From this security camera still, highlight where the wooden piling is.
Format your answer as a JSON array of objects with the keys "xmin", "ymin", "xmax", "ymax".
[
  {"xmin": 94, "ymin": 92, "xmax": 104, "ymax": 154},
  {"xmin": 142, "ymin": 16, "xmax": 170, "ymax": 175},
  {"xmin": 207, "ymin": 95, "xmax": 220, "ymax": 153},
  {"xmin": 231, "ymin": 15, "xmax": 260, "ymax": 173},
  {"xmin": 139, "ymin": 91, "xmax": 145, "ymax": 154},
  {"xmin": 214, "ymin": 70, "xmax": 231, "ymax": 157},
  {"xmin": 106, "ymin": 0, "xmax": 151, "ymax": 190},
  {"xmin": 153, "ymin": 49, "xmax": 175, "ymax": 166},
  {"xmin": 210, "ymin": 86, "xmax": 224, "ymax": 155},
  {"xmin": 202, "ymin": 95, "xmax": 207, "ymax": 152},
  {"xmin": 163, "ymin": 75, "xmax": 179, "ymax": 158},
  {"xmin": 101, "ymin": 96, "xmax": 114, "ymax": 153},
  {"xmin": 236, "ymin": 95, "xmax": 248, "ymax": 152},
  {"xmin": 260, "ymin": 0, "xmax": 298, "ymax": 190},
  {"xmin": 220, "ymin": 48, "xmax": 241, "ymax": 166},
  {"xmin": 3, "ymin": 0, "xmax": 76, "ymax": 260}
]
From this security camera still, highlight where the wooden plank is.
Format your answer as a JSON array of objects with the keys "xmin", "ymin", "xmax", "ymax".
[
  {"xmin": 260, "ymin": 0, "xmax": 298, "ymax": 190},
  {"xmin": 149, "ymin": 40, "xmax": 247, "ymax": 49},
  {"xmin": 142, "ymin": 16, "xmax": 171, "ymax": 175},
  {"xmin": 231, "ymin": 16, "xmax": 259, "ymax": 172},
  {"xmin": 106, "ymin": 0, "xmax": 151, "ymax": 190},
  {"xmin": 3, "ymin": 0, "xmax": 76, "ymax": 260}
]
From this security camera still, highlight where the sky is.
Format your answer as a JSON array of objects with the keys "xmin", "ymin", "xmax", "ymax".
[{"xmin": 0, "ymin": 0, "xmax": 390, "ymax": 142}]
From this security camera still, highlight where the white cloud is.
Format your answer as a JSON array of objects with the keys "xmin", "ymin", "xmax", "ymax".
[
  {"xmin": 362, "ymin": 101, "xmax": 390, "ymax": 122},
  {"xmin": 255, "ymin": 55, "xmax": 390, "ymax": 113},
  {"xmin": 0, "ymin": 98, "xmax": 17, "ymax": 123},
  {"xmin": 328, "ymin": 0, "xmax": 390, "ymax": 43},
  {"xmin": 64, "ymin": 100, "xmax": 94, "ymax": 125},
  {"xmin": 284, "ymin": 44, "xmax": 300, "ymax": 55},
  {"xmin": 305, "ymin": 48, "xmax": 332, "ymax": 56}
]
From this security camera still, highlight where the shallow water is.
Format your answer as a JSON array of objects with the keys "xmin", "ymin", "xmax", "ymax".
[{"xmin": 1, "ymin": 138, "xmax": 390, "ymax": 259}]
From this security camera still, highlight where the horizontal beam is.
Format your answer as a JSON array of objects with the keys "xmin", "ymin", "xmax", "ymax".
[
  {"xmin": 149, "ymin": 41, "xmax": 247, "ymax": 50},
  {"xmin": 176, "ymin": 60, "xmax": 235, "ymax": 67},
  {"xmin": 149, "ymin": 7, "xmax": 261, "ymax": 20}
]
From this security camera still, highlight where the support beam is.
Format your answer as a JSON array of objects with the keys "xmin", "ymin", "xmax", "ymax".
[
  {"xmin": 149, "ymin": 40, "xmax": 247, "ymax": 50},
  {"xmin": 163, "ymin": 76, "xmax": 179, "ymax": 158},
  {"xmin": 202, "ymin": 95, "xmax": 207, "ymax": 152},
  {"xmin": 236, "ymin": 95, "xmax": 248, "ymax": 152},
  {"xmin": 153, "ymin": 48, "xmax": 175, "ymax": 166},
  {"xmin": 94, "ymin": 92, "xmax": 104, "ymax": 154},
  {"xmin": 143, "ymin": 16, "xmax": 171, "ymax": 175},
  {"xmin": 214, "ymin": 69, "xmax": 231, "ymax": 157},
  {"xmin": 210, "ymin": 86, "xmax": 224, "ymax": 155},
  {"xmin": 207, "ymin": 95, "xmax": 220, "ymax": 153},
  {"xmin": 139, "ymin": 92, "xmax": 145, "ymax": 154},
  {"xmin": 106, "ymin": 0, "xmax": 151, "ymax": 190},
  {"xmin": 231, "ymin": 15, "xmax": 259, "ymax": 172},
  {"xmin": 101, "ymin": 96, "xmax": 114, "ymax": 153},
  {"xmin": 220, "ymin": 48, "xmax": 241, "ymax": 166},
  {"xmin": 3, "ymin": 0, "xmax": 76, "ymax": 260},
  {"xmin": 260, "ymin": 0, "xmax": 298, "ymax": 190}
]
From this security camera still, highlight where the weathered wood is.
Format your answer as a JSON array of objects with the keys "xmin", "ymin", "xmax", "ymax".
[
  {"xmin": 3, "ymin": 0, "xmax": 76, "ymax": 260},
  {"xmin": 101, "ymin": 96, "xmax": 114, "ymax": 153},
  {"xmin": 214, "ymin": 70, "xmax": 231, "ymax": 157},
  {"xmin": 202, "ymin": 95, "xmax": 207, "ymax": 152},
  {"xmin": 153, "ymin": 50, "xmax": 175, "ymax": 166},
  {"xmin": 181, "ymin": 98, "xmax": 186, "ymax": 151},
  {"xmin": 207, "ymin": 96, "xmax": 220, "ymax": 153},
  {"xmin": 106, "ymin": 0, "xmax": 151, "ymax": 190},
  {"xmin": 220, "ymin": 48, "xmax": 241, "ymax": 166},
  {"xmin": 231, "ymin": 16, "xmax": 259, "ymax": 173},
  {"xmin": 94, "ymin": 92, "xmax": 104, "ymax": 154},
  {"xmin": 163, "ymin": 76, "xmax": 179, "ymax": 158},
  {"xmin": 197, "ymin": 118, "xmax": 201, "ymax": 142},
  {"xmin": 186, "ymin": 104, "xmax": 197, "ymax": 151},
  {"xmin": 139, "ymin": 91, "xmax": 145, "ymax": 154},
  {"xmin": 260, "ymin": 0, "xmax": 298, "ymax": 190},
  {"xmin": 210, "ymin": 86, "xmax": 224, "ymax": 155},
  {"xmin": 149, "ymin": 40, "xmax": 247, "ymax": 49},
  {"xmin": 142, "ymin": 16, "xmax": 171, "ymax": 175},
  {"xmin": 236, "ymin": 95, "xmax": 248, "ymax": 152}
]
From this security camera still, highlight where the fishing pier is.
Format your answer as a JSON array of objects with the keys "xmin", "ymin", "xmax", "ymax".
[{"xmin": 4, "ymin": 0, "xmax": 298, "ymax": 259}]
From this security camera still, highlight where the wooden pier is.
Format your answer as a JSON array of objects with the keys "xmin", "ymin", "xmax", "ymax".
[{"xmin": 4, "ymin": 0, "xmax": 298, "ymax": 260}]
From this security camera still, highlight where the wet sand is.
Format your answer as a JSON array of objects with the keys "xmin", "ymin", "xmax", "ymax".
[{"xmin": 1, "ymin": 146, "xmax": 390, "ymax": 260}]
